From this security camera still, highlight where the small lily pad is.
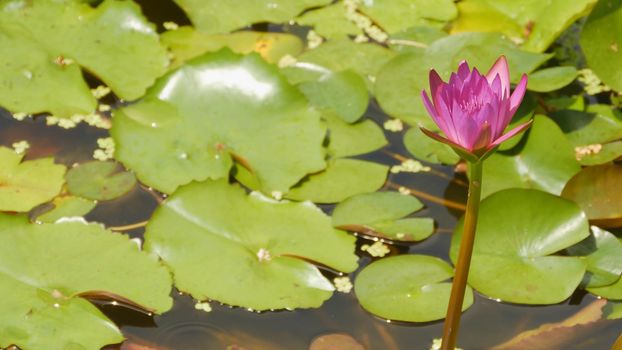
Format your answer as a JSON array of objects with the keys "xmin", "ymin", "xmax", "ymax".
[
  {"xmin": 298, "ymin": 70, "xmax": 369, "ymax": 123},
  {"xmin": 562, "ymin": 163, "xmax": 622, "ymax": 227},
  {"xmin": 144, "ymin": 179, "xmax": 358, "ymax": 311},
  {"xmin": 35, "ymin": 196, "xmax": 97, "ymax": 224},
  {"xmin": 112, "ymin": 49, "xmax": 327, "ymax": 194},
  {"xmin": 0, "ymin": 214, "xmax": 172, "ymax": 350},
  {"xmin": 482, "ymin": 115, "xmax": 581, "ymax": 199},
  {"xmin": 324, "ymin": 111, "xmax": 387, "ymax": 158},
  {"xmin": 332, "ymin": 191, "xmax": 433, "ymax": 242},
  {"xmin": 162, "ymin": 27, "xmax": 304, "ymax": 68},
  {"xmin": 0, "ymin": 147, "xmax": 66, "ymax": 212},
  {"xmin": 296, "ymin": 4, "xmax": 362, "ymax": 39},
  {"xmin": 403, "ymin": 127, "xmax": 460, "ymax": 165},
  {"xmin": 358, "ymin": 0, "xmax": 457, "ymax": 34},
  {"xmin": 0, "ymin": 0, "xmax": 168, "ymax": 117},
  {"xmin": 355, "ymin": 254, "xmax": 474, "ymax": 322},
  {"xmin": 174, "ymin": 0, "xmax": 332, "ymax": 34},
  {"xmin": 451, "ymin": 189, "xmax": 589, "ymax": 304},
  {"xmin": 567, "ymin": 226, "xmax": 622, "ymax": 288},
  {"xmin": 66, "ymin": 161, "xmax": 136, "ymax": 201},
  {"xmin": 285, "ymin": 159, "xmax": 388, "ymax": 204},
  {"xmin": 527, "ymin": 66, "xmax": 578, "ymax": 92}
]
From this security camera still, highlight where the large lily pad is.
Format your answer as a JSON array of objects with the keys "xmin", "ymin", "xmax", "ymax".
[
  {"xmin": 0, "ymin": 147, "xmax": 66, "ymax": 212},
  {"xmin": 481, "ymin": 115, "xmax": 581, "ymax": 199},
  {"xmin": 0, "ymin": 0, "xmax": 168, "ymax": 117},
  {"xmin": 173, "ymin": 0, "xmax": 332, "ymax": 34},
  {"xmin": 112, "ymin": 49, "xmax": 326, "ymax": 194},
  {"xmin": 66, "ymin": 161, "xmax": 136, "ymax": 201},
  {"xmin": 0, "ymin": 214, "xmax": 172, "ymax": 350},
  {"xmin": 285, "ymin": 159, "xmax": 388, "ymax": 204},
  {"xmin": 567, "ymin": 226, "xmax": 622, "ymax": 288},
  {"xmin": 162, "ymin": 27, "xmax": 304, "ymax": 68},
  {"xmin": 580, "ymin": 0, "xmax": 622, "ymax": 91},
  {"xmin": 358, "ymin": 0, "xmax": 457, "ymax": 34},
  {"xmin": 562, "ymin": 163, "xmax": 622, "ymax": 227},
  {"xmin": 144, "ymin": 179, "xmax": 358, "ymax": 310},
  {"xmin": 452, "ymin": 0, "xmax": 597, "ymax": 52},
  {"xmin": 375, "ymin": 33, "xmax": 550, "ymax": 126},
  {"xmin": 450, "ymin": 189, "xmax": 589, "ymax": 304},
  {"xmin": 332, "ymin": 191, "xmax": 433, "ymax": 242},
  {"xmin": 355, "ymin": 254, "xmax": 473, "ymax": 322}
]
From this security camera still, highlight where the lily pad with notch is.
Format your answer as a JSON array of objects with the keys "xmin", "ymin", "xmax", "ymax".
[
  {"xmin": 567, "ymin": 226, "xmax": 622, "ymax": 289},
  {"xmin": 0, "ymin": 147, "xmax": 66, "ymax": 212},
  {"xmin": 451, "ymin": 188, "xmax": 589, "ymax": 304},
  {"xmin": 35, "ymin": 195, "xmax": 97, "ymax": 224},
  {"xmin": 0, "ymin": 214, "xmax": 172, "ymax": 350},
  {"xmin": 332, "ymin": 191, "xmax": 433, "ymax": 242},
  {"xmin": 355, "ymin": 254, "xmax": 473, "ymax": 322},
  {"xmin": 0, "ymin": 0, "xmax": 168, "ymax": 117},
  {"xmin": 144, "ymin": 179, "xmax": 358, "ymax": 311},
  {"xmin": 66, "ymin": 161, "xmax": 136, "ymax": 201},
  {"xmin": 112, "ymin": 49, "xmax": 327, "ymax": 195}
]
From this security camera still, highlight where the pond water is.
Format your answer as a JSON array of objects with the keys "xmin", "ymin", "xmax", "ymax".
[{"xmin": 2, "ymin": 0, "xmax": 621, "ymax": 349}]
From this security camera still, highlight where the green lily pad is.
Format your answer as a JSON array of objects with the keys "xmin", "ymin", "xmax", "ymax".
[
  {"xmin": 403, "ymin": 127, "xmax": 460, "ymax": 165},
  {"xmin": 358, "ymin": 0, "xmax": 457, "ymax": 34},
  {"xmin": 549, "ymin": 105, "xmax": 622, "ymax": 146},
  {"xmin": 298, "ymin": 70, "xmax": 369, "ymax": 123},
  {"xmin": 285, "ymin": 159, "xmax": 388, "ymax": 204},
  {"xmin": 527, "ymin": 66, "xmax": 578, "ymax": 92},
  {"xmin": 387, "ymin": 26, "xmax": 448, "ymax": 54},
  {"xmin": 66, "ymin": 161, "xmax": 136, "ymax": 201},
  {"xmin": 450, "ymin": 188, "xmax": 589, "ymax": 304},
  {"xmin": 144, "ymin": 179, "xmax": 357, "ymax": 310},
  {"xmin": 0, "ymin": 147, "xmax": 65, "ymax": 212},
  {"xmin": 282, "ymin": 39, "xmax": 396, "ymax": 87},
  {"xmin": 35, "ymin": 196, "xmax": 97, "ymax": 224},
  {"xmin": 587, "ymin": 275, "xmax": 622, "ymax": 300},
  {"xmin": 0, "ymin": 0, "xmax": 168, "ymax": 117},
  {"xmin": 567, "ymin": 226, "xmax": 622, "ymax": 288},
  {"xmin": 580, "ymin": 0, "xmax": 622, "ymax": 91},
  {"xmin": 375, "ymin": 33, "xmax": 550, "ymax": 126},
  {"xmin": 173, "ymin": 0, "xmax": 331, "ymax": 34},
  {"xmin": 332, "ymin": 191, "xmax": 433, "ymax": 242},
  {"xmin": 162, "ymin": 27, "xmax": 304, "ymax": 68},
  {"xmin": 355, "ymin": 254, "xmax": 473, "ymax": 322},
  {"xmin": 324, "ymin": 111, "xmax": 387, "ymax": 158},
  {"xmin": 562, "ymin": 163, "xmax": 622, "ymax": 227},
  {"xmin": 453, "ymin": 0, "xmax": 597, "ymax": 52},
  {"xmin": 482, "ymin": 115, "xmax": 581, "ymax": 199},
  {"xmin": 112, "ymin": 49, "xmax": 326, "ymax": 194},
  {"xmin": 0, "ymin": 214, "xmax": 172, "ymax": 350},
  {"xmin": 576, "ymin": 141, "xmax": 622, "ymax": 166},
  {"xmin": 296, "ymin": 4, "xmax": 362, "ymax": 39}
]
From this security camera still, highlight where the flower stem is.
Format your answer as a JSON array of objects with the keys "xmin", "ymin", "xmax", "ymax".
[{"xmin": 440, "ymin": 160, "xmax": 483, "ymax": 350}]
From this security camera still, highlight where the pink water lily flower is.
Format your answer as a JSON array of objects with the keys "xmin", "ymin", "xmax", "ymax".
[{"xmin": 421, "ymin": 56, "xmax": 532, "ymax": 161}]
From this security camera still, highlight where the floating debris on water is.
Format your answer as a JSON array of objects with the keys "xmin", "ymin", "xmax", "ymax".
[
  {"xmin": 390, "ymin": 159, "xmax": 431, "ymax": 174},
  {"xmin": 334, "ymin": 276, "xmax": 353, "ymax": 293},
  {"xmin": 361, "ymin": 241, "xmax": 390, "ymax": 257},
  {"xmin": 194, "ymin": 301, "xmax": 212, "ymax": 313},
  {"xmin": 93, "ymin": 137, "xmax": 115, "ymax": 161},
  {"xmin": 383, "ymin": 118, "xmax": 403, "ymax": 132},
  {"xmin": 12, "ymin": 140, "xmax": 30, "ymax": 155}
]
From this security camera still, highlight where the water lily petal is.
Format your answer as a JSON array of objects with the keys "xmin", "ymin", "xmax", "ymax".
[
  {"xmin": 457, "ymin": 61, "xmax": 470, "ymax": 80},
  {"xmin": 429, "ymin": 69, "xmax": 444, "ymax": 105},
  {"xmin": 422, "ymin": 90, "xmax": 451, "ymax": 137},
  {"xmin": 489, "ymin": 119, "xmax": 533, "ymax": 148},
  {"xmin": 486, "ymin": 55, "xmax": 510, "ymax": 97},
  {"xmin": 509, "ymin": 74, "xmax": 528, "ymax": 115}
]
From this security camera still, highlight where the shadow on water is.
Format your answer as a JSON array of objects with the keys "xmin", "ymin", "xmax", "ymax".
[{"xmin": 3, "ymin": 1, "xmax": 621, "ymax": 348}]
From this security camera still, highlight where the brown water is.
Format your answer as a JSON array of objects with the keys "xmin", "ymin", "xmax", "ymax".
[{"xmin": 3, "ymin": 1, "xmax": 621, "ymax": 348}]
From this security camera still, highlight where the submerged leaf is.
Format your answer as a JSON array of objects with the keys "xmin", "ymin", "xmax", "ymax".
[
  {"xmin": 112, "ymin": 49, "xmax": 326, "ymax": 194},
  {"xmin": 451, "ymin": 189, "xmax": 589, "ymax": 304},
  {"xmin": 355, "ymin": 255, "xmax": 473, "ymax": 322},
  {"xmin": 0, "ymin": 147, "xmax": 65, "ymax": 212},
  {"xmin": 0, "ymin": 215, "xmax": 172, "ymax": 350},
  {"xmin": 309, "ymin": 333, "xmax": 365, "ymax": 350},
  {"xmin": 0, "ymin": 0, "xmax": 168, "ymax": 117},
  {"xmin": 66, "ymin": 161, "xmax": 136, "ymax": 201},
  {"xmin": 144, "ymin": 179, "xmax": 358, "ymax": 311}
]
